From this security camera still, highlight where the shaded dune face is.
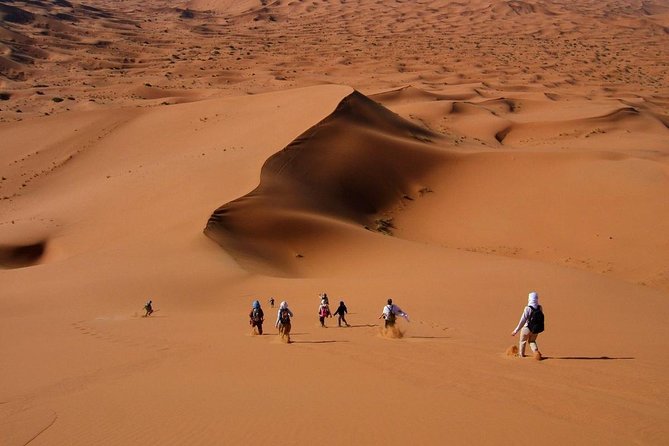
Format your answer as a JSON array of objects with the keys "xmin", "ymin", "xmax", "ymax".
[
  {"xmin": 204, "ymin": 91, "xmax": 445, "ymax": 273},
  {"xmin": 0, "ymin": 241, "xmax": 45, "ymax": 268}
]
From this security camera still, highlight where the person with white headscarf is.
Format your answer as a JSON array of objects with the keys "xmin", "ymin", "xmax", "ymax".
[
  {"xmin": 275, "ymin": 301, "xmax": 294, "ymax": 343},
  {"xmin": 511, "ymin": 291, "xmax": 544, "ymax": 359}
]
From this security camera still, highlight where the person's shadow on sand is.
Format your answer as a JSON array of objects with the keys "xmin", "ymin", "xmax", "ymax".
[
  {"xmin": 543, "ymin": 356, "xmax": 634, "ymax": 360},
  {"xmin": 406, "ymin": 335, "xmax": 451, "ymax": 339}
]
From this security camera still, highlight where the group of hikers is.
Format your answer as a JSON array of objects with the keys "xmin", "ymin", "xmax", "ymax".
[
  {"xmin": 249, "ymin": 293, "xmax": 350, "ymax": 343},
  {"xmin": 317, "ymin": 293, "xmax": 350, "ymax": 327},
  {"xmin": 250, "ymin": 291, "xmax": 544, "ymax": 355},
  {"xmin": 248, "ymin": 299, "xmax": 294, "ymax": 342},
  {"xmin": 146, "ymin": 291, "xmax": 545, "ymax": 357}
]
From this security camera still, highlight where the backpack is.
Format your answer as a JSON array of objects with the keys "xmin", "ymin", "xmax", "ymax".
[
  {"xmin": 280, "ymin": 308, "xmax": 291, "ymax": 325},
  {"xmin": 527, "ymin": 306, "xmax": 544, "ymax": 334},
  {"xmin": 385, "ymin": 305, "xmax": 396, "ymax": 323},
  {"xmin": 252, "ymin": 308, "xmax": 262, "ymax": 322}
]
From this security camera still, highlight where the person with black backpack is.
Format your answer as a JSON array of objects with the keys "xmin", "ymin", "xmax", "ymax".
[
  {"xmin": 275, "ymin": 301, "xmax": 294, "ymax": 343},
  {"xmin": 249, "ymin": 300, "xmax": 264, "ymax": 335},
  {"xmin": 379, "ymin": 298, "xmax": 409, "ymax": 328},
  {"xmin": 511, "ymin": 291, "xmax": 544, "ymax": 360}
]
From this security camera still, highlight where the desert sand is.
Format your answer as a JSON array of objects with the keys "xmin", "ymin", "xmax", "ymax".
[{"xmin": 1, "ymin": 0, "xmax": 669, "ymax": 444}]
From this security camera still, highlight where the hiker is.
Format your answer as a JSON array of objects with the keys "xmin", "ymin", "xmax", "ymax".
[
  {"xmin": 380, "ymin": 298, "xmax": 409, "ymax": 328},
  {"xmin": 143, "ymin": 300, "xmax": 153, "ymax": 317},
  {"xmin": 275, "ymin": 301, "xmax": 294, "ymax": 343},
  {"xmin": 269, "ymin": 297, "xmax": 275, "ymax": 308},
  {"xmin": 249, "ymin": 300, "xmax": 264, "ymax": 335},
  {"xmin": 333, "ymin": 300, "xmax": 350, "ymax": 327},
  {"xmin": 511, "ymin": 291, "xmax": 544, "ymax": 359},
  {"xmin": 318, "ymin": 299, "xmax": 331, "ymax": 327}
]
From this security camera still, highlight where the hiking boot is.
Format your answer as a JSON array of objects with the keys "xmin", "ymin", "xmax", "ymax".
[{"xmin": 534, "ymin": 351, "xmax": 543, "ymax": 361}]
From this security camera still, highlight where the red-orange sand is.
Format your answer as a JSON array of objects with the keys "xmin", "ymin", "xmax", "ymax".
[{"xmin": 1, "ymin": 1, "xmax": 669, "ymax": 444}]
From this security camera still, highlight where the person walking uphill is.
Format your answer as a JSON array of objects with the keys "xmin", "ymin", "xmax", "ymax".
[
  {"xmin": 249, "ymin": 300, "xmax": 264, "ymax": 335},
  {"xmin": 333, "ymin": 300, "xmax": 350, "ymax": 327},
  {"xmin": 511, "ymin": 291, "xmax": 544, "ymax": 360},
  {"xmin": 276, "ymin": 301, "xmax": 294, "ymax": 343}
]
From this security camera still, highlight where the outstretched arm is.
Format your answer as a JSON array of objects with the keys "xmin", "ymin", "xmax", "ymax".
[{"xmin": 394, "ymin": 306, "xmax": 410, "ymax": 322}]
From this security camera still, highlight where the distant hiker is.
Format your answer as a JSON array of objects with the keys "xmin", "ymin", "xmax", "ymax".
[
  {"xmin": 380, "ymin": 298, "xmax": 409, "ymax": 328},
  {"xmin": 511, "ymin": 291, "xmax": 544, "ymax": 360},
  {"xmin": 276, "ymin": 301, "xmax": 294, "ymax": 343},
  {"xmin": 318, "ymin": 299, "xmax": 331, "ymax": 327},
  {"xmin": 249, "ymin": 300, "xmax": 265, "ymax": 335},
  {"xmin": 143, "ymin": 300, "xmax": 153, "ymax": 317},
  {"xmin": 333, "ymin": 300, "xmax": 350, "ymax": 327},
  {"xmin": 269, "ymin": 297, "xmax": 275, "ymax": 308}
]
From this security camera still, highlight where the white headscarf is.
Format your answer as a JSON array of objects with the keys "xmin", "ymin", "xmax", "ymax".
[
  {"xmin": 279, "ymin": 301, "xmax": 288, "ymax": 309},
  {"xmin": 528, "ymin": 291, "xmax": 539, "ymax": 308}
]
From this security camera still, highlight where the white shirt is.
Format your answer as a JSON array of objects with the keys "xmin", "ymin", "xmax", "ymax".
[{"xmin": 382, "ymin": 304, "xmax": 409, "ymax": 321}]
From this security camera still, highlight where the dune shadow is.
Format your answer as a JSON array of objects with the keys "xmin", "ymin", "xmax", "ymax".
[
  {"xmin": 407, "ymin": 335, "xmax": 451, "ymax": 339},
  {"xmin": 291, "ymin": 340, "xmax": 343, "ymax": 344},
  {"xmin": 347, "ymin": 324, "xmax": 378, "ymax": 328},
  {"xmin": 0, "ymin": 241, "xmax": 46, "ymax": 269},
  {"xmin": 544, "ymin": 356, "xmax": 634, "ymax": 361}
]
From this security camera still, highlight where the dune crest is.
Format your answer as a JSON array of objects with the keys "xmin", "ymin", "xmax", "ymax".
[{"xmin": 204, "ymin": 90, "xmax": 444, "ymax": 274}]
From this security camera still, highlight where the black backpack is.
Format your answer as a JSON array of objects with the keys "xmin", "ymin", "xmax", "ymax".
[
  {"xmin": 280, "ymin": 308, "xmax": 291, "ymax": 324},
  {"xmin": 527, "ymin": 306, "xmax": 544, "ymax": 334},
  {"xmin": 252, "ymin": 308, "xmax": 263, "ymax": 322}
]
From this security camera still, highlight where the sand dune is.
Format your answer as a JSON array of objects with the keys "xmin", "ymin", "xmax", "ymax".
[
  {"xmin": 2, "ymin": 0, "xmax": 669, "ymax": 445},
  {"xmin": 2, "ymin": 0, "xmax": 668, "ymax": 119},
  {"xmin": 205, "ymin": 90, "xmax": 442, "ymax": 274}
]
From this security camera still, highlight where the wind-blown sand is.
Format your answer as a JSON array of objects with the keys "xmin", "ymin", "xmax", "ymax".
[{"xmin": 1, "ymin": 0, "xmax": 669, "ymax": 444}]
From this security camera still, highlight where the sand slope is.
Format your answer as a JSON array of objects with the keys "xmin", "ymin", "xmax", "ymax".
[
  {"xmin": 205, "ymin": 90, "xmax": 442, "ymax": 275},
  {"xmin": 1, "ymin": 0, "xmax": 669, "ymax": 445}
]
